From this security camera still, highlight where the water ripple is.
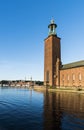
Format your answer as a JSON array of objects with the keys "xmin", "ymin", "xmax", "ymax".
[{"xmin": 0, "ymin": 88, "xmax": 84, "ymax": 130}]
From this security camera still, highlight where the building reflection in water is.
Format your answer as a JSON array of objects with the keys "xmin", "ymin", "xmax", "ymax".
[{"xmin": 43, "ymin": 91, "xmax": 84, "ymax": 130}]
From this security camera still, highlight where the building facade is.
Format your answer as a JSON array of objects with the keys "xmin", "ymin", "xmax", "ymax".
[{"xmin": 44, "ymin": 20, "xmax": 84, "ymax": 88}]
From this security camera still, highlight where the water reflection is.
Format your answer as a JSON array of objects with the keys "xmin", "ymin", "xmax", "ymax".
[
  {"xmin": 43, "ymin": 91, "xmax": 84, "ymax": 130},
  {"xmin": 0, "ymin": 87, "xmax": 84, "ymax": 130},
  {"xmin": 0, "ymin": 87, "xmax": 44, "ymax": 130}
]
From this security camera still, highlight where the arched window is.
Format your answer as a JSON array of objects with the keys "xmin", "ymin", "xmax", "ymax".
[
  {"xmin": 62, "ymin": 74, "xmax": 64, "ymax": 81},
  {"xmin": 67, "ymin": 75, "xmax": 69, "ymax": 81},
  {"xmin": 46, "ymin": 71, "xmax": 49, "ymax": 82},
  {"xmin": 72, "ymin": 74, "xmax": 75, "ymax": 81},
  {"xmin": 79, "ymin": 73, "xmax": 81, "ymax": 80},
  {"xmin": 62, "ymin": 74, "xmax": 64, "ymax": 86}
]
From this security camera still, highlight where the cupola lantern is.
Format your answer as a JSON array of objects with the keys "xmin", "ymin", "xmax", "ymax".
[{"xmin": 48, "ymin": 19, "xmax": 57, "ymax": 36}]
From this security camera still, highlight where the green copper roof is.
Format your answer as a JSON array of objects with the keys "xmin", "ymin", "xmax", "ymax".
[
  {"xmin": 48, "ymin": 20, "xmax": 57, "ymax": 36},
  {"xmin": 61, "ymin": 60, "xmax": 84, "ymax": 70}
]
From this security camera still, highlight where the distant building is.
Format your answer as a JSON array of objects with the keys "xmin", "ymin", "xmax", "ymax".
[{"xmin": 44, "ymin": 20, "xmax": 84, "ymax": 88}]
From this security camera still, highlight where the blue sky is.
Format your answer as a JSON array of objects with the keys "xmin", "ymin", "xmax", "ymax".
[{"xmin": 0, "ymin": 0, "xmax": 84, "ymax": 81}]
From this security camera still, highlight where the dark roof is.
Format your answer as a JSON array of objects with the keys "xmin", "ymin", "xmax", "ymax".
[{"xmin": 61, "ymin": 60, "xmax": 84, "ymax": 70}]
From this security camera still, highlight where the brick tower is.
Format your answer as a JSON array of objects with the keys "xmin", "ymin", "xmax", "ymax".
[{"xmin": 44, "ymin": 20, "xmax": 61, "ymax": 87}]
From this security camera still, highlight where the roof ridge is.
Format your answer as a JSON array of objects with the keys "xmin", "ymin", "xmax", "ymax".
[
  {"xmin": 63, "ymin": 60, "xmax": 84, "ymax": 66},
  {"xmin": 61, "ymin": 60, "xmax": 84, "ymax": 70}
]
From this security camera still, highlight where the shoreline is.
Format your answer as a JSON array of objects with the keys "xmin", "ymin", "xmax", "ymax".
[
  {"xmin": 34, "ymin": 86, "xmax": 84, "ymax": 94},
  {"xmin": 0, "ymin": 85, "xmax": 84, "ymax": 94}
]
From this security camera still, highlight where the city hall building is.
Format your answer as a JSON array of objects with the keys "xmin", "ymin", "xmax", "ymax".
[{"xmin": 44, "ymin": 20, "xmax": 84, "ymax": 88}]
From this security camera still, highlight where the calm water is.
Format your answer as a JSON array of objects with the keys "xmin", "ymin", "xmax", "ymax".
[{"xmin": 0, "ymin": 87, "xmax": 84, "ymax": 130}]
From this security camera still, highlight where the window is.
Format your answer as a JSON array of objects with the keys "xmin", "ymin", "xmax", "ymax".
[
  {"xmin": 46, "ymin": 71, "xmax": 49, "ymax": 82},
  {"xmin": 79, "ymin": 73, "xmax": 81, "ymax": 80},
  {"xmin": 72, "ymin": 74, "xmax": 75, "ymax": 81},
  {"xmin": 62, "ymin": 74, "xmax": 64, "ymax": 81},
  {"xmin": 62, "ymin": 74, "xmax": 64, "ymax": 86},
  {"xmin": 51, "ymin": 26, "xmax": 53, "ymax": 31},
  {"xmin": 67, "ymin": 75, "xmax": 69, "ymax": 81}
]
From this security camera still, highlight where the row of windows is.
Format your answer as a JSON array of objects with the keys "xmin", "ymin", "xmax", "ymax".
[{"xmin": 62, "ymin": 73, "xmax": 82, "ymax": 81}]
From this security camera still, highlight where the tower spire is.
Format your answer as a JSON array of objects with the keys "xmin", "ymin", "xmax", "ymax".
[{"xmin": 48, "ymin": 19, "xmax": 57, "ymax": 36}]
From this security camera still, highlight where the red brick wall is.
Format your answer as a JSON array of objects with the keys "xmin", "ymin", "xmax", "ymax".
[
  {"xmin": 44, "ymin": 35, "xmax": 61, "ymax": 86},
  {"xmin": 60, "ymin": 67, "xmax": 84, "ymax": 88},
  {"xmin": 52, "ymin": 36, "xmax": 61, "ymax": 86},
  {"xmin": 44, "ymin": 36, "xmax": 53, "ymax": 86}
]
